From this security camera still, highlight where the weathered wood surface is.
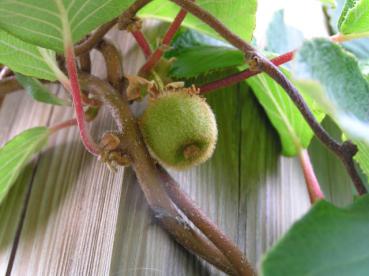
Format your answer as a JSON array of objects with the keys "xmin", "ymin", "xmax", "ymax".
[{"xmin": 0, "ymin": 26, "xmax": 352, "ymax": 276}]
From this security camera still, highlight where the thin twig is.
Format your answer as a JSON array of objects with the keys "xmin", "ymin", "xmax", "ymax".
[
  {"xmin": 49, "ymin": 118, "xmax": 77, "ymax": 134},
  {"xmin": 139, "ymin": 8, "xmax": 189, "ymax": 75},
  {"xmin": 118, "ymin": 0, "xmax": 152, "ymax": 30},
  {"xmin": 131, "ymin": 30, "xmax": 152, "ymax": 58},
  {"xmin": 298, "ymin": 150, "xmax": 324, "ymax": 203},
  {"xmin": 200, "ymin": 51, "xmax": 295, "ymax": 94},
  {"xmin": 170, "ymin": 0, "xmax": 367, "ymax": 196},
  {"xmin": 74, "ymin": 18, "xmax": 118, "ymax": 56},
  {"xmin": 322, "ymin": 6, "xmax": 335, "ymax": 36},
  {"xmin": 79, "ymin": 73, "xmax": 236, "ymax": 275},
  {"xmin": 159, "ymin": 166, "xmax": 256, "ymax": 276},
  {"xmin": 65, "ymin": 47, "xmax": 100, "ymax": 155}
]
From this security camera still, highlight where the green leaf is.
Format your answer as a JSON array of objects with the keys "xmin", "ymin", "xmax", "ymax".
[
  {"xmin": 169, "ymin": 46, "xmax": 244, "ymax": 79},
  {"xmin": 296, "ymin": 39, "xmax": 369, "ymax": 121},
  {"xmin": 266, "ymin": 10, "xmax": 304, "ymax": 54},
  {"xmin": 262, "ymin": 195, "xmax": 369, "ymax": 276},
  {"xmin": 166, "ymin": 30, "xmax": 245, "ymax": 78},
  {"xmin": 139, "ymin": 0, "xmax": 257, "ymax": 43},
  {"xmin": 165, "ymin": 30, "xmax": 245, "ymax": 79},
  {"xmin": 0, "ymin": 0, "xmax": 135, "ymax": 52},
  {"xmin": 295, "ymin": 38, "xmax": 369, "ymax": 179},
  {"xmin": 338, "ymin": 0, "xmax": 369, "ymax": 34},
  {"xmin": 15, "ymin": 73, "xmax": 70, "ymax": 106},
  {"xmin": 247, "ymin": 70, "xmax": 324, "ymax": 156},
  {"xmin": 0, "ymin": 127, "xmax": 49, "ymax": 204},
  {"xmin": 0, "ymin": 30, "xmax": 56, "ymax": 80}
]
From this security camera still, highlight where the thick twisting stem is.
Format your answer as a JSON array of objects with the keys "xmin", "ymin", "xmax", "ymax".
[
  {"xmin": 79, "ymin": 73, "xmax": 237, "ymax": 275},
  {"xmin": 159, "ymin": 166, "xmax": 256, "ymax": 276},
  {"xmin": 170, "ymin": 0, "xmax": 367, "ymax": 195}
]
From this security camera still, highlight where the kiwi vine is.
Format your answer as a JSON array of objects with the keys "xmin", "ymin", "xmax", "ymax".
[{"xmin": 1, "ymin": 1, "xmax": 369, "ymax": 275}]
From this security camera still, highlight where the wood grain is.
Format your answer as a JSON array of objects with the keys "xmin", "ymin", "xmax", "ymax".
[{"xmin": 0, "ymin": 26, "xmax": 353, "ymax": 276}]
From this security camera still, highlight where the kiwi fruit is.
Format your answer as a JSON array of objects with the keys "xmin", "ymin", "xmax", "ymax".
[{"xmin": 139, "ymin": 90, "xmax": 218, "ymax": 170}]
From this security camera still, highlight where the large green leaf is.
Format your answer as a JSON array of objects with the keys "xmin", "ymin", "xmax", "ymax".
[
  {"xmin": 338, "ymin": 0, "xmax": 369, "ymax": 34},
  {"xmin": 0, "ymin": 127, "xmax": 49, "ymax": 204},
  {"xmin": 0, "ymin": 30, "xmax": 56, "ymax": 80},
  {"xmin": 262, "ymin": 195, "xmax": 369, "ymax": 276},
  {"xmin": 0, "ymin": 0, "xmax": 135, "ymax": 52},
  {"xmin": 295, "ymin": 38, "xmax": 369, "ymax": 180},
  {"xmin": 15, "ymin": 73, "xmax": 70, "ymax": 105},
  {"xmin": 139, "ymin": 0, "xmax": 257, "ymax": 43},
  {"xmin": 247, "ymin": 71, "xmax": 324, "ymax": 156}
]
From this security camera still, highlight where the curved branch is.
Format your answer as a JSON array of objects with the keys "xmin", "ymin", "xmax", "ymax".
[
  {"xmin": 96, "ymin": 40, "xmax": 124, "ymax": 89},
  {"xmin": 74, "ymin": 18, "xmax": 118, "ymax": 56}
]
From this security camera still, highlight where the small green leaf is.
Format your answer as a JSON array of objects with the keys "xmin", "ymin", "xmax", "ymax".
[
  {"xmin": 262, "ymin": 195, "xmax": 369, "ymax": 276},
  {"xmin": 0, "ymin": 30, "xmax": 56, "ymax": 80},
  {"xmin": 295, "ymin": 38, "xmax": 369, "ymax": 180},
  {"xmin": 139, "ymin": 0, "xmax": 257, "ymax": 43},
  {"xmin": 170, "ymin": 46, "xmax": 244, "ymax": 79},
  {"xmin": 0, "ymin": 0, "xmax": 135, "ymax": 52},
  {"xmin": 15, "ymin": 73, "xmax": 70, "ymax": 106},
  {"xmin": 338, "ymin": 0, "xmax": 369, "ymax": 34},
  {"xmin": 166, "ymin": 30, "xmax": 245, "ymax": 78},
  {"xmin": 247, "ymin": 70, "xmax": 324, "ymax": 156},
  {"xmin": 0, "ymin": 127, "xmax": 49, "ymax": 204}
]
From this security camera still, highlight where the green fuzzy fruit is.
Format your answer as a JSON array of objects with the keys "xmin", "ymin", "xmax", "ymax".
[{"xmin": 139, "ymin": 91, "xmax": 218, "ymax": 170}]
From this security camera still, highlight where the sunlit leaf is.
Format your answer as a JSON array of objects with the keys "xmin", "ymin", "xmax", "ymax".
[
  {"xmin": 338, "ymin": 0, "xmax": 369, "ymax": 34},
  {"xmin": 0, "ymin": 0, "xmax": 135, "ymax": 52},
  {"xmin": 139, "ymin": 0, "xmax": 257, "ymax": 42},
  {"xmin": 0, "ymin": 30, "xmax": 56, "ymax": 80}
]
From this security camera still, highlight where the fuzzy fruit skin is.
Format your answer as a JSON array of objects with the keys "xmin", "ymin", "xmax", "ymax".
[{"xmin": 139, "ymin": 91, "xmax": 218, "ymax": 170}]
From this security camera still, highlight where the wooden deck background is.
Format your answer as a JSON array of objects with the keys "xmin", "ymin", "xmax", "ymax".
[{"xmin": 0, "ymin": 26, "xmax": 353, "ymax": 276}]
